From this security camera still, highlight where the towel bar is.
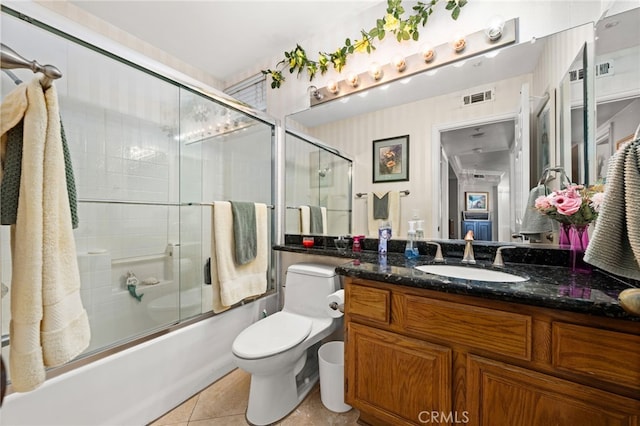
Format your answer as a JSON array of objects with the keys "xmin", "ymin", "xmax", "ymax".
[{"xmin": 355, "ymin": 190, "xmax": 409, "ymax": 198}]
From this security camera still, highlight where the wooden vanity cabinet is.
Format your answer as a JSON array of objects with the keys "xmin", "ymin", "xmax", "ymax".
[{"xmin": 344, "ymin": 277, "xmax": 640, "ymax": 426}]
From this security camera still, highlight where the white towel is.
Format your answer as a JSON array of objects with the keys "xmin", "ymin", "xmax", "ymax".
[
  {"xmin": 210, "ymin": 202, "xmax": 268, "ymax": 313},
  {"xmin": 367, "ymin": 191, "xmax": 400, "ymax": 237},
  {"xmin": 299, "ymin": 205, "xmax": 327, "ymax": 235},
  {"xmin": 0, "ymin": 78, "xmax": 90, "ymax": 392},
  {"xmin": 585, "ymin": 138, "xmax": 640, "ymax": 280}
]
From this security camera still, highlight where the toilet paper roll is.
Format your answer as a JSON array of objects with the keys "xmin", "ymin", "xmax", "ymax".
[{"xmin": 326, "ymin": 289, "xmax": 345, "ymax": 318}]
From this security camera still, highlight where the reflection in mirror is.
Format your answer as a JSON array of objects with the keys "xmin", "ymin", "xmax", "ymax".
[
  {"xmin": 287, "ymin": 22, "xmax": 594, "ymax": 245},
  {"xmin": 591, "ymin": 7, "xmax": 640, "ymax": 182},
  {"xmin": 284, "ymin": 130, "xmax": 353, "ymax": 236}
]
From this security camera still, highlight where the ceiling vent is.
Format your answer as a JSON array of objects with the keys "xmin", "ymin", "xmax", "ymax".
[{"xmin": 462, "ymin": 89, "xmax": 495, "ymax": 106}]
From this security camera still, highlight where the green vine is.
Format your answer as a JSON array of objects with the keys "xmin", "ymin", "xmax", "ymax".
[{"xmin": 262, "ymin": 0, "xmax": 468, "ymax": 89}]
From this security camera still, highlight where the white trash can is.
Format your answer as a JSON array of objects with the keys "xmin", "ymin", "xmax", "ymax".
[{"xmin": 318, "ymin": 341, "xmax": 352, "ymax": 413}]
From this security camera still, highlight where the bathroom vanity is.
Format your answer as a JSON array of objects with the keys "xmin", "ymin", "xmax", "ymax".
[{"xmin": 275, "ymin": 237, "xmax": 640, "ymax": 426}]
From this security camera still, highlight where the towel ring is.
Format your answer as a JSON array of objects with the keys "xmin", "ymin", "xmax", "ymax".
[{"xmin": 537, "ymin": 166, "xmax": 572, "ymax": 193}]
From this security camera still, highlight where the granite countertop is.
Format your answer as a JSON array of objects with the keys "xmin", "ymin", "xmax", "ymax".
[{"xmin": 275, "ymin": 235, "xmax": 640, "ymax": 321}]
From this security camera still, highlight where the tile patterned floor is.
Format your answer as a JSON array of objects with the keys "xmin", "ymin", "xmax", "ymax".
[{"xmin": 149, "ymin": 368, "xmax": 360, "ymax": 426}]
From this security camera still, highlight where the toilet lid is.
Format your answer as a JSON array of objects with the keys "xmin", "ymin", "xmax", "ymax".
[{"xmin": 233, "ymin": 312, "xmax": 312, "ymax": 359}]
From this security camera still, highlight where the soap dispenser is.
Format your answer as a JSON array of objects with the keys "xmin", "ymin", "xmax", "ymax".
[{"xmin": 405, "ymin": 221, "xmax": 420, "ymax": 260}]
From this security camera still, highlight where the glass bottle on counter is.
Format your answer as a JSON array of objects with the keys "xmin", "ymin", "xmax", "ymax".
[{"xmin": 405, "ymin": 220, "xmax": 420, "ymax": 260}]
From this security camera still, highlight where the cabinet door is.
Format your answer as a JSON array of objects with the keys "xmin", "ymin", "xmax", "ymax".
[
  {"xmin": 476, "ymin": 221, "xmax": 492, "ymax": 241},
  {"xmin": 467, "ymin": 355, "xmax": 640, "ymax": 426},
  {"xmin": 462, "ymin": 221, "xmax": 476, "ymax": 238},
  {"xmin": 346, "ymin": 323, "xmax": 452, "ymax": 425}
]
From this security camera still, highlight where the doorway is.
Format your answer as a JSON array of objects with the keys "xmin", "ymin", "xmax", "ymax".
[{"xmin": 433, "ymin": 114, "xmax": 517, "ymax": 241}]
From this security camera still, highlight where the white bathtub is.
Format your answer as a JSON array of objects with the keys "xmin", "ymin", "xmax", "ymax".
[{"xmin": 1, "ymin": 293, "xmax": 276, "ymax": 426}]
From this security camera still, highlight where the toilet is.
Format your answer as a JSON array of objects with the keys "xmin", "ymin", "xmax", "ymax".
[{"xmin": 232, "ymin": 263, "xmax": 342, "ymax": 425}]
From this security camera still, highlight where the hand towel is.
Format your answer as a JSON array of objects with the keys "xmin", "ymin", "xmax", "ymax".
[
  {"xmin": 584, "ymin": 138, "xmax": 640, "ymax": 280},
  {"xmin": 520, "ymin": 184, "xmax": 557, "ymax": 236},
  {"xmin": 210, "ymin": 202, "xmax": 268, "ymax": 313},
  {"xmin": 309, "ymin": 205, "xmax": 324, "ymax": 234},
  {"xmin": 367, "ymin": 191, "xmax": 400, "ymax": 237},
  {"xmin": 0, "ymin": 78, "xmax": 90, "ymax": 392},
  {"xmin": 1, "ymin": 119, "xmax": 78, "ymax": 228},
  {"xmin": 373, "ymin": 191, "xmax": 389, "ymax": 219},
  {"xmin": 299, "ymin": 205, "xmax": 327, "ymax": 235},
  {"xmin": 230, "ymin": 201, "xmax": 257, "ymax": 265}
]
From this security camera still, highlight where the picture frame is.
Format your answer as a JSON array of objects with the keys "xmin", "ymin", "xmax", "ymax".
[
  {"xmin": 372, "ymin": 135, "xmax": 409, "ymax": 183},
  {"xmin": 465, "ymin": 192, "xmax": 489, "ymax": 211}
]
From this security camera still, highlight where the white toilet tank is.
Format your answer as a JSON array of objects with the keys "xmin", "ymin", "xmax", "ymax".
[{"xmin": 283, "ymin": 263, "xmax": 340, "ymax": 318}]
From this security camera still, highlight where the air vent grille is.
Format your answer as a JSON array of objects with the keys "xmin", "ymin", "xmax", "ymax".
[
  {"xmin": 569, "ymin": 61, "xmax": 614, "ymax": 83},
  {"xmin": 462, "ymin": 89, "xmax": 495, "ymax": 106}
]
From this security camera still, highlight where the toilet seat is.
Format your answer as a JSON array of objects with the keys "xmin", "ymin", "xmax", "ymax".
[{"xmin": 232, "ymin": 312, "xmax": 312, "ymax": 359}]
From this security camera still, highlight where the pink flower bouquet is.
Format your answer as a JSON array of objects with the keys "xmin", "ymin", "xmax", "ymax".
[{"xmin": 534, "ymin": 184, "xmax": 605, "ymax": 226}]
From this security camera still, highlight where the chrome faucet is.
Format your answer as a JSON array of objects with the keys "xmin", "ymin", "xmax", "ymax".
[
  {"xmin": 493, "ymin": 245, "xmax": 516, "ymax": 267},
  {"xmin": 461, "ymin": 230, "xmax": 476, "ymax": 264},
  {"xmin": 425, "ymin": 241, "xmax": 445, "ymax": 263}
]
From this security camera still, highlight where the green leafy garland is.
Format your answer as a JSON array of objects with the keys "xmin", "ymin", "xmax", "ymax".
[{"xmin": 262, "ymin": 0, "xmax": 468, "ymax": 89}]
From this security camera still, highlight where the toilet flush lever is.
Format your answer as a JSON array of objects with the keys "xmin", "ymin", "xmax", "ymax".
[{"xmin": 329, "ymin": 302, "xmax": 344, "ymax": 313}]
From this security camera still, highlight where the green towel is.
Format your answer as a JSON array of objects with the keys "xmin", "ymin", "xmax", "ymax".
[
  {"xmin": 230, "ymin": 201, "xmax": 257, "ymax": 265},
  {"xmin": 373, "ymin": 192, "xmax": 389, "ymax": 219},
  {"xmin": 1, "ymin": 119, "xmax": 78, "ymax": 228},
  {"xmin": 309, "ymin": 205, "xmax": 323, "ymax": 234}
]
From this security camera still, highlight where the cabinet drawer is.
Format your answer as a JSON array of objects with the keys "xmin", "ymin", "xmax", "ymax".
[
  {"xmin": 346, "ymin": 283, "xmax": 390, "ymax": 325},
  {"xmin": 404, "ymin": 295, "xmax": 531, "ymax": 360},
  {"xmin": 552, "ymin": 322, "xmax": 640, "ymax": 391}
]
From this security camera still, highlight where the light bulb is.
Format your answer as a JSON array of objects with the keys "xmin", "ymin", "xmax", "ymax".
[
  {"xmin": 327, "ymin": 80, "xmax": 339, "ymax": 94},
  {"xmin": 422, "ymin": 44, "xmax": 436, "ymax": 63},
  {"xmin": 369, "ymin": 62, "xmax": 383, "ymax": 80},
  {"xmin": 451, "ymin": 34, "xmax": 466, "ymax": 53},
  {"xmin": 347, "ymin": 72, "xmax": 359, "ymax": 88},
  {"xmin": 485, "ymin": 16, "xmax": 505, "ymax": 41},
  {"xmin": 391, "ymin": 55, "xmax": 406, "ymax": 72}
]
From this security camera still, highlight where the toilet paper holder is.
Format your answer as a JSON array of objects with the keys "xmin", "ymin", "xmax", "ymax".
[{"xmin": 329, "ymin": 301, "xmax": 344, "ymax": 313}]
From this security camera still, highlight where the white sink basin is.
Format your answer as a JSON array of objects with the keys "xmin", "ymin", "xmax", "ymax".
[{"xmin": 414, "ymin": 264, "xmax": 528, "ymax": 283}]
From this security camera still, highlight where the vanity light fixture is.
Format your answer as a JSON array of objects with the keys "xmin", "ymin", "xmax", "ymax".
[
  {"xmin": 451, "ymin": 34, "xmax": 466, "ymax": 53},
  {"xmin": 308, "ymin": 18, "xmax": 517, "ymax": 107},
  {"xmin": 369, "ymin": 62, "xmax": 383, "ymax": 80},
  {"xmin": 391, "ymin": 55, "xmax": 407, "ymax": 72},
  {"xmin": 485, "ymin": 16, "xmax": 506, "ymax": 41},
  {"xmin": 327, "ymin": 80, "xmax": 340, "ymax": 94}
]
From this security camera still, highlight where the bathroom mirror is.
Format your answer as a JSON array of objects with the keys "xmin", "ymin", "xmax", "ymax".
[
  {"xmin": 284, "ymin": 130, "xmax": 353, "ymax": 236},
  {"xmin": 590, "ymin": 6, "xmax": 640, "ymax": 181},
  {"xmin": 286, "ymin": 22, "xmax": 595, "ymax": 243}
]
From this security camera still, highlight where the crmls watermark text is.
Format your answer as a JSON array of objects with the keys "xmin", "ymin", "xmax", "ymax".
[{"xmin": 418, "ymin": 411, "xmax": 470, "ymax": 424}]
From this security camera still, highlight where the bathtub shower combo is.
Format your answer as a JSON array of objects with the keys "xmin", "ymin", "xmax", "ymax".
[{"xmin": 0, "ymin": 5, "xmax": 278, "ymax": 424}]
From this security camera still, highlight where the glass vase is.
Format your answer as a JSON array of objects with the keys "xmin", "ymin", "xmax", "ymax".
[{"xmin": 568, "ymin": 224, "xmax": 591, "ymax": 273}]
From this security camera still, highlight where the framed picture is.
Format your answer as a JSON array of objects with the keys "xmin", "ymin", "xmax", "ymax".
[
  {"xmin": 372, "ymin": 135, "xmax": 409, "ymax": 183},
  {"xmin": 466, "ymin": 192, "xmax": 489, "ymax": 211}
]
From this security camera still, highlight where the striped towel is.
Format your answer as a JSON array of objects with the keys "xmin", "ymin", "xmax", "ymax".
[{"xmin": 584, "ymin": 138, "xmax": 640, "ymax": 280}]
